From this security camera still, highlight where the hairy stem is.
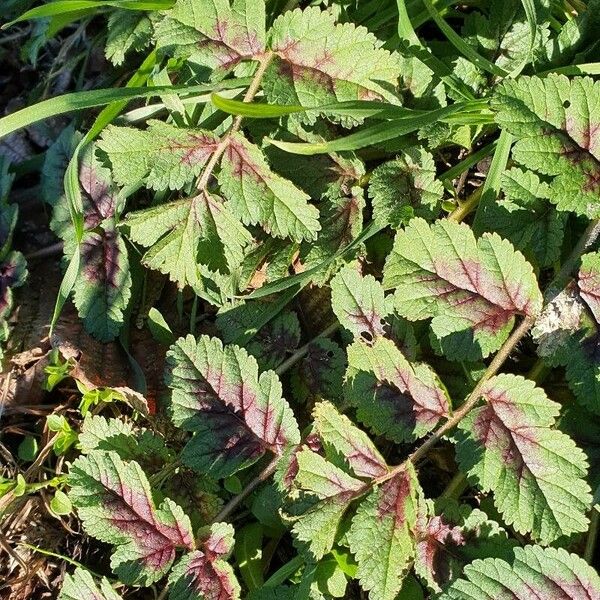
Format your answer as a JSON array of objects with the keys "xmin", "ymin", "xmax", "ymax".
[
  {"xmin": 375, "ymin": 216, "xmax": 600, "ymax": 485},
  {"xmin": 197, "ymin": 51, "xmax": 275, "ymax": 191},
  {"xmin": 375, "ymin": 314, "xmax": 536, "ymax": 485}
]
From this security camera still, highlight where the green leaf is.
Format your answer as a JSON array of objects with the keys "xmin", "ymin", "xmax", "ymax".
[
  {"xmin": 300, "ymin": 185, "xmax": 365, "ymax": 285},
  {"xmin": 235, "ymin": 522, "xmax": 264, "ymax": 591},
  {"xmin": 290, "ymin": 338, "xmax": 345, "ymax": 404},
  {"xmin": 264, "ymin": 7, "xmax": 401, "ymax": 114},
  {"xmin": 55, "ymin": 146, "xmax": 131, "ymax": 342},
  {"xmin": 313, "ymin": 401, "xmax": 388, "ymax": 480},
  {"xmin": 331, "ymin": 265, "xmax": 387, "ymax": 342},
  {"xmin": 219, "ymin": 133, "xmax": 320, "ymax": 242},
  {"xmin": 438, "ymin": 545, "xmax": 600, "ymax": 600},
  {"xmin": 0, "ymin": 251, "xmax": 27, "ymax": 323},
  {"xmin": 155, "ymin": 0, "xmax": 265, "ymax": 75},
  {"xmin": 461, "ymin": 0, "xmax": 544, "ymax": 76},
  {"xmin": 0, "ymin": 79, "xmax": 250, "ymax": 139},
  {"xmin": 168, "ymin": 522, "xmax": 240, "ymax": 600},
  {"xmin": 346, "ymin": 337, "xmax": 449, "ymax": 442},
  {"xmin": 98, "ymin": 120, "xmax": 220, "ymax": 190},
  {"xmin": 79, "ymin": 415, "xmax": 172, "ymax": 468},
  {"xmin": 0, "ymin": 203, "xmax": 17, "ymax": 261},
  {"xmin": 165, "ymin": 334, "xmax": 300, "ymax": 477},
  {"xmin": 4, "ymin": 1, "xmax": 173, "ymax": 28},
  {"xmin": 68, "ymin": 451, "xmax": 194, "ymax": 585},
  {"xmin": 369, "ymin": 147, "xmax": 443, "ymax": 228},
  {"xmin": 244, "ymin": 310, "xmax": 301, "ymax": 371},
  {"xmin": 491, "ymin": 74, "xmax": 600, "ymax": 218},
  {"xmin": 123, "ymin": 192, "xmax": 251, "ymax": 291},
  {"xmin": 578, "ymin": 251, "xmax": 600, "ymax": 324},
  {"xmin": 211, "ymin": 94, "xmax": 413, "ymax": 120},
  {"xmin": 414, "ymin": 499, "xmax": 516, "ymax": 593},
  {"xmin": 285, "ymin": 448, "xmax": 365, "ymax": 560},
  {"xmin": 59, "ymin": 567, "xmax": 123, "ymax": 600},
  {"xmin": 267, "ymin": 104, "xmax": 465, "ymax": 155},
  {"xmin": 51, "ymin": 490, "xmax": 73, "ymax": 516},
  {"xmin": 105, "ymin": 9, "xmax": 154, "ymax": 66},
  {"xmin": 347, "ymin": 462, "xmax": 421, "ymax": 600},
  {"xmin": 72, "ymin": 225, "xmax": 131, "ymax": 342},
  {"xmin": 474, "ymin": 168, "xmax": 566, "ymax": 269},
  {"xmin": 17, "ymin": 435, "xmax": 38, "ymax": 462},
  {"xmin": 456, "ymin": 374, "xmax": 592, "ymax": 544},
  {"xmin": 383, "ymin": 218, "xmax": 542, "ymax": 360}
]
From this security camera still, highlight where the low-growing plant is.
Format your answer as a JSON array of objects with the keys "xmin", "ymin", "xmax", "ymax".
[{"xmin": 2, "ymin": 0, "xmax": 600, "ymax": 599}]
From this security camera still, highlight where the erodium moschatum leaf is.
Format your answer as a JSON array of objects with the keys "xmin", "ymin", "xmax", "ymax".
[{"xmin": 165, "ymin": 334, "xmax": 300, "ymax": 478}]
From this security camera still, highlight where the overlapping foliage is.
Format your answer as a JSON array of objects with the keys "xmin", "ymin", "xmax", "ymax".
[{"xmin": 2, "ymin": 0, "xmax": 600, "ymax": 599}]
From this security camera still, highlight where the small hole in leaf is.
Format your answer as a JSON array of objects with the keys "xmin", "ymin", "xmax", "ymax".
[
  {"xmin": 326, "ymin": 350, "xmax": 334, "ymax": 358},
  {"xmin": 360, "ymin": 331, "xmax": 373, "ymax": 343},
  {"xmin": 563, "ymin": 100, "xmax": 571, "ymax": 109}
]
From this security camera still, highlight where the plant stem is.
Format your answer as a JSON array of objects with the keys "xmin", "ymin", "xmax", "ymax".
[
  {"xmin": 211, "ymin": 456, "xmax": 279, "ymax": 526},
  {"xmin": 25, "ymin": 241, "xmax": 63, "ymax": 260},
  {"xmin": 275, "ymin": 322, "xmax": 340, "ymax": 376},
  {"xmin": 197, "ymin": 51, "xmax": 275, "ymax": 191},
  {"xmin": 447, "ymin": 186, "xmax": 482, "ymax": 223},
  {"xmin": 584, "ymin": 508, "xmax": 599, "ymax": 563},
  {"xmin": 375, "ymin": 314, "xmax": 536, "ymax": 485},
  {"xmin": 374, "ymin": 215, "xmax": 600, "ymax": 486},
  {"xmin": 545, "ymin": 218, "xmax": 600, "ymax": 300},
  {"xmin": 440, "ymin": 471, "xmax": 468, "ymax": 499}
]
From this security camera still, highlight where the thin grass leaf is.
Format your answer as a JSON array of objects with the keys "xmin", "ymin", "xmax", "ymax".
[
  {"xmin": 0, "ymin": 79, "xmax": 251, "ymax": 139},
  {"xmin": 420, "ymin": 0, "xmax": 508, "ymax": 77},
  {"xmin": 267, "ymin": 104, "xmax": 466, "ymax": 155},
  {"xmin": 3, "ymin": 1, "xmax": 174, "ymax": 29}
]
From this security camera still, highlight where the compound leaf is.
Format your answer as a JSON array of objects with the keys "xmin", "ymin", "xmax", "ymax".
[
  {"xmin": 491, "ymin": 74, "xmax": 600, "ymax": 218},
  {"xmin": 68, "ymin": 451, "xmax": 194, "ymax": 585},
  {"xmin": 219, "ymin": 133, "xmax": 320, "ymax": 242},
  {"xmin": 346, "ymin": 337, "xmax": 449, "ymax": 442},
  {"xmin": 168, "ymin": 522, "xmax": 240, "ymax": 600},
  {"xmin": 439, "ymin": 545, "xmax": 600, "ymax": 600},
  {"xmin": 456, "ymin": 374, "xmax": 592, "ymax": 544},
  {"xmin": 99, "ymin": 121, "xmax": 220, "ymax": 190},
  {"xmin": 124, "ymin": 192, "xmax": 251, "ymax": 291},
  {"xmin": 166, "ymin": 334, "xmax": 300, "ymax": 478},
  {"xmin": 347, "ymin": 462, "xmax": 421, "ymax": 600},
  {"xmin": 59, "ymin": 567, "xmax": 123, "ymax": 600},
  {"xmin": 383, "ymin": 218, "xmax": 542, "ymax": 360}
]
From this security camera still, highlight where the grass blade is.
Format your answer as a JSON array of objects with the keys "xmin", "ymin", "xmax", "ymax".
[
  {"xmin": 0, "ymin": 79, "xmax": 252, "ymax": 139},
  {"xmin": 266, "ymin": 104, "xmax": 467, "ymax": 155},
  {"xmin": 420, "ymin": 0, "xmax": 507, "ymax": 77},
  {"xmin": 3, "ymin": 0, "xmax": 174, "ymax": 28}
]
